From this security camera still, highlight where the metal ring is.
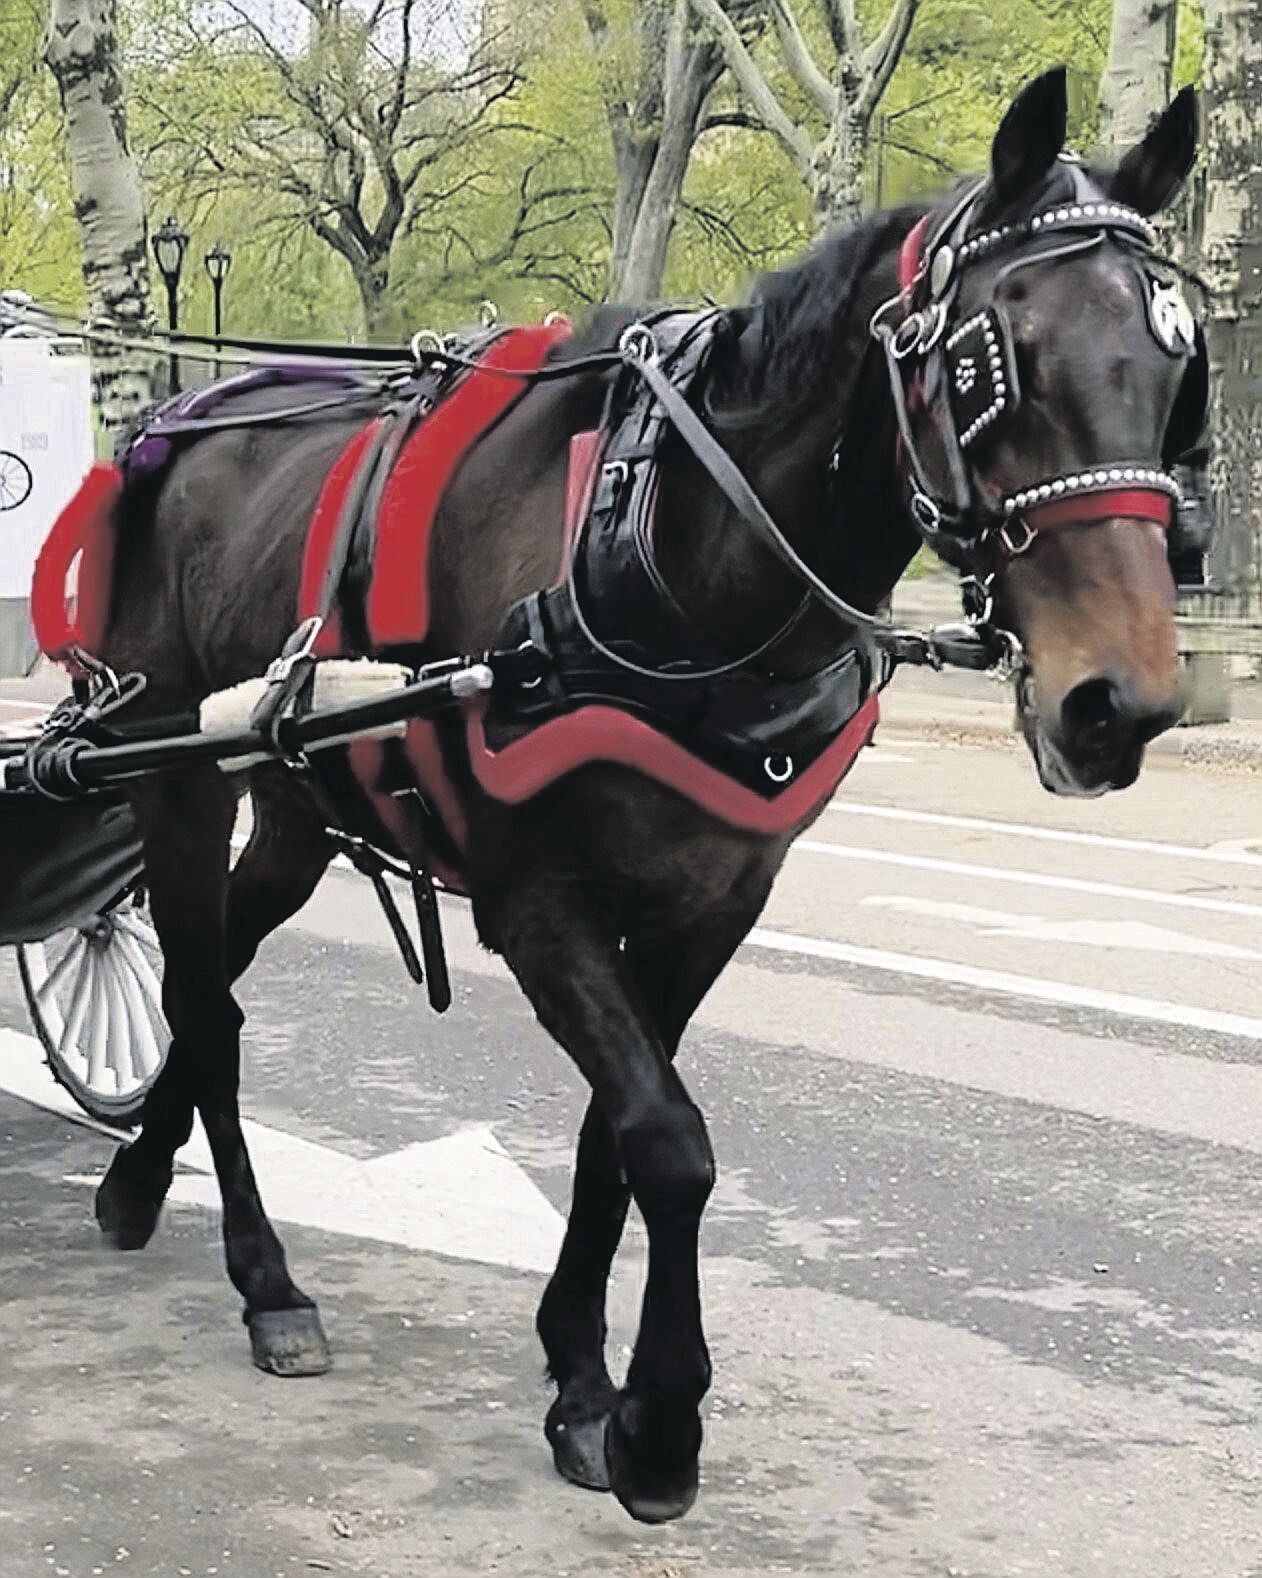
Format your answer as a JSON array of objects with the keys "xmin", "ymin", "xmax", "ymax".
[
  {"xmin": 891, "ymin": 313, "xmax": 925, "ymax": 360},
  {"xmin": 479, "ymin": 299, "xmax": 500, "ymax": 328},
  {"xmin": 917, "ymin": 301, "xmax": 948, "ymax": 353},
  {"xmin": 618, "ymin": 323, "xmax": 658, "ymax": 365},
  {"xmin": 763, "ymin": 754, "xmax": 794, "ymax": 784},
  {"xmin": 543, "ymin": 310, "xmax": 570, "ymax": 328},
  {"xmin": 410, "ymin": 329, "xmax": 443, "ymax": 361}
]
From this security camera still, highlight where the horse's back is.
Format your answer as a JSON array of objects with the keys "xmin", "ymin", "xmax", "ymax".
[{"xmin": 103, "ymin": 416, "xmax": 365, "ymax": 705}]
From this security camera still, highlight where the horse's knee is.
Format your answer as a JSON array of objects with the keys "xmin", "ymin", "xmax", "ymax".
[{"xmin": 617, "ymin": 1104, "xmax": 714, "ymax": 1225}]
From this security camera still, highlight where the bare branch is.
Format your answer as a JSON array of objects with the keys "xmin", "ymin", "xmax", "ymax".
[
  {"xmin": 688, "ymin": 0, "xmax": 813, "ymax": 174},
  {"xmin": 859, "ymin": 0, "xmax": 922, "ymax": 121},
  {"xmin": 768, "ymin": 0, "xmax": 837, "ymax": 118}
]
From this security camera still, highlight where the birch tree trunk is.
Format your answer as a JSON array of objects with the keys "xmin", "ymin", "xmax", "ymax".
[
  {"xmin": 1098, "ymin": 0, "xmax": 1178, "ymax": 159},
  {"xmin": 45, "ymin": 0, "xmax": 154, "ymax": 431},
  {"xmin": 1199, "ymin": 0, "xmax": 1262, "ymax": 600}
]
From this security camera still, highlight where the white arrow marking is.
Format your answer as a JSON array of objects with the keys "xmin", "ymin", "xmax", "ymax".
[
  {"xmin": 0, "ymin": 1028, "xmax": 564, "ymax": 1275},
  {"xmin": 860, "ymin": 895, "xmax": 1262, "ymax": 962}
]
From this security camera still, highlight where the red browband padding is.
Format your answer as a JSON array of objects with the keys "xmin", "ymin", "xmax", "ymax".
[
  {"xmin": 898, "ymin": 216, "xmax": 931, "ymax": 295},
  {"xmin": 1017, "ymin": 487, "xmax": 1174, "ymax": 534}
]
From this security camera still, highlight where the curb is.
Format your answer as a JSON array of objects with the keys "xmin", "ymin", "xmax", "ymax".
[{"xmin": 878, "ymin": 690, "xmax": 1262, "ymax": 771}]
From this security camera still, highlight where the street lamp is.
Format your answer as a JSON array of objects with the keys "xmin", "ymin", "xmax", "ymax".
[
  {"xmin": 150, "ymin": 215, "xmax": 189, "ymax": 393},
  {"xmin": 204, "ymin": 242, "xmax": 232, "ymax": 375}
]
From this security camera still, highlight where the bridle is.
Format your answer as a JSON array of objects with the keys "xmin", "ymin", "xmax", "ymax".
[{"xmin": 870, "ymin": 164, "xmax": 1205, "ymax": 633}]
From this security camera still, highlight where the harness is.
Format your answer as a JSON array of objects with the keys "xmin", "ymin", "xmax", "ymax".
[{"xmin": 871, "ymin": 163, "xmax": 1209, "ymax": 626}]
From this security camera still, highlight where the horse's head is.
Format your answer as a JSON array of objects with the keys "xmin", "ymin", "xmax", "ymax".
[{"xmin": 889, "ymin": 69, "xmax": 1202, "ymax": 795}]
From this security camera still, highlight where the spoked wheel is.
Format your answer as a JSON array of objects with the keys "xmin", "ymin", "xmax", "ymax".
[
  {"xmin": 16, "ymin": 894, "xmax": 169, "ymax": 1127},
  {"xmin": 0, "ymin": 450, "xmax": 32, "ymax": 511}
]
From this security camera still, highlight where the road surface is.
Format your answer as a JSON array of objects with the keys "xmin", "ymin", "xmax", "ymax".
[{"xmin": 1, "ymin": 720, "xmax": 1260, "ymax": 1576}]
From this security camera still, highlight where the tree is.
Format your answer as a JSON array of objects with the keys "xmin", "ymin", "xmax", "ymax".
[
  {"xmin": 1099, "ymin": 0, "xmax": 1177, "ymax": 159},
  {"xmin": 1199, "ymin": 0, "xmax": 1262, "ymax": 599},
  {"xmin": 689, "ymin": 0, "xmax": 921, "ymax": 230},
  {"xmin": 143, "ymin": 0, "xmax": 531, "ymax": 339},
  {"xmin": 44, "ymin": 0, "xmax": 154, "ymax": 428},
  {"xmin": 585, "ymin": 0, "xmax": 757, "ymax": 300}
]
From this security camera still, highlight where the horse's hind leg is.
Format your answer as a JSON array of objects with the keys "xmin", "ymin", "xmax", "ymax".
[
  {"xmin": 536, "ymin": 910, "xmax": 759, "ymax": 1498},
  {"xmin": 95, "ymin": 769, "xmax": 331, "ymax": 1376}
]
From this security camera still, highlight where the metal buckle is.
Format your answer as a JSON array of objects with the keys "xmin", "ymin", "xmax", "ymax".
[
  {"xmin": 264, "ymin": 616, "xmax": 323, "ymax": 686},
  {"xmin": 998, "ymin": 518, "xmax": 1036, "ymax": 557},
  {"xmin": 959, "ymin": 574, "xmax": 994, "ymax": 627},
  {"xmin": 917, "ymin": 301, "xmax": 948, "ymax": 353}
]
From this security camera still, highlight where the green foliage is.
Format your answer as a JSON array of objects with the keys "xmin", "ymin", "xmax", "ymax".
[{"xmin": 0, "ymin": 0, "xmax": 1210, "ymax": 339}]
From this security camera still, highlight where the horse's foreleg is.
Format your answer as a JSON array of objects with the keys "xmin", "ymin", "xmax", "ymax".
[
  {"xmin": 536, "ymin": 911, "xmax": 757, "ymax": 1497},
  {"xmin": 491, "ymin": 883, "xmax": 734, "ymax": 1524},
  {"xmin": 96, "ymin": 771, "xmax": 331, "ymax": 1377}
]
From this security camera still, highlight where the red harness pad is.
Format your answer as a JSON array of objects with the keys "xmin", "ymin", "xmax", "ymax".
[
  {"xmin": 299, "ymin": 321, "xmax": 573, "ymax": 651},
  {"xmin": 31, "ymin": 463, "xmax": 124, "ymax": 667}
]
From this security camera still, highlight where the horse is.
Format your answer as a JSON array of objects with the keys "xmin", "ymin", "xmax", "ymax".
[{"xmin": 82, "ymin": 68, "xmax": 1200, "ymax": 1523}]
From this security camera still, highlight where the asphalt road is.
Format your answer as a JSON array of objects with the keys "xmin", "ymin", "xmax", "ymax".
[{"xmin": 2, "ymin": 724, "xmax": 1262, "ymax": 1577}]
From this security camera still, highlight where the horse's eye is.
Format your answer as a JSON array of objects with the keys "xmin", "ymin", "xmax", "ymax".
[{"xmin": 1001, "ymin": 277, "xmax": 1029, "ymax": 305}]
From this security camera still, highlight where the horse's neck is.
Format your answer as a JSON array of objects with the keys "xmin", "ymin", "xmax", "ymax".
[{"xmin": 655, "ymin": 317, "xmax": 918, "ymax": 673}]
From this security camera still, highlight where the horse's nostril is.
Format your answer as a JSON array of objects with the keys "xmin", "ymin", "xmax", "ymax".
[
  {"xmin": 1060, "ymin": 677, "xmax": 1121, "ymax": 753},
  {"xmin": 1059, "ymin": 676, "xmax": 1180, "ymax": 757}
]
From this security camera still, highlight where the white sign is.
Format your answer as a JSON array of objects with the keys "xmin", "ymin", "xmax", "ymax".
[{"xmin": 0, "ymin": 336, "xmax": 93, "ymax": 598}]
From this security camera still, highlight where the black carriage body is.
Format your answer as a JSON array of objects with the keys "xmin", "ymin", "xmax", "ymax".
[{"xmin": 0, "ymin": 790, "xmax": 143, "ymax": 945}]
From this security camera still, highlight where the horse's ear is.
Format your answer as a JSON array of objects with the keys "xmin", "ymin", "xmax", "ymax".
[
  {"xmin": 1109, "ymin": 87, "xmax": 1198, "ymax": 215},
  {"xmin": 991, "ymin": 67, "xmax": 1068, "ymax": 204}
]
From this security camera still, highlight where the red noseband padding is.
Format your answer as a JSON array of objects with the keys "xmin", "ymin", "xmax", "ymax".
[{"xmin": 1019, "ymin": 487, "xmax": 1174, "ymax": 534}]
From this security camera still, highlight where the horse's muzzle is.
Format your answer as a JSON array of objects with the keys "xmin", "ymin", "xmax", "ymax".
[{"xmin": 1030, "ymin": 671, "xmax": 1183, "ymax": 795}]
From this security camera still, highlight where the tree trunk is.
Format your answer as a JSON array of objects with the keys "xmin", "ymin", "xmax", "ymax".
[
  {"xmin": 1099, "ymin": 0, "xmax": 1178, "ymax": 159},
  {"xmin": 45, "ymin": 0, "xmax": 154, "ymax": 431},
  {"xmin": 810, "ymin": 100, "xmax": 866, "ymax": 231},
  {"xmin": 613, "ymin": 0, "xmax": 718, "ymax": 302},
  {"xmin": 1199, "ymin": 0, "xmax": 1262, "ymax": 601}
]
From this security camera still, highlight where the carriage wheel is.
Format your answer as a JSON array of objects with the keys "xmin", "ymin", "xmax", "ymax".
[
  {"xmin": 0, "ymin": 451, "xmax": 32, "ymax": 511},
  {"xmin": 16, "ymin": 895, "xmax": 169, "ymax": 1127}
]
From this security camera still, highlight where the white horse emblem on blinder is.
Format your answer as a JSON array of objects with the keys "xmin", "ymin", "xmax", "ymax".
[{"xmin": 1149, "ymin": 278, "xmax": 1197, "ymax": 355}]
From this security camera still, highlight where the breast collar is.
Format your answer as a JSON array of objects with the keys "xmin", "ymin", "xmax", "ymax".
[{"xmin": 488, "ymin": 308, "xmax": 876, "ymax": 802}]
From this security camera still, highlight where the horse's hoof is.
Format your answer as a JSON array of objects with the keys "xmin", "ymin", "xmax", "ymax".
[
  {"xmin": 545, "ymin": 1397, "xmax": 612, "ymax": 1492},
  {"xmin": 95, "ymin": 1148, "xmax": 170, "ymax": 1251},
  {"xmin": 247, "ymin": 1306, "xmax": 332, "ymax": 1377},
  {"xmin": 604, "ymin": 1402, "xmax": 700, "ymax": 1524}
]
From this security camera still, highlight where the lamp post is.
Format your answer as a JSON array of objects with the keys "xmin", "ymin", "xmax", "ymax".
[
  {"xmin": 150, "ymin": 215, "xmax": 189, "ymax": 393},
  {"xmin": 203, "ymin": 242, "xmax": 232, "ymax": 375}
]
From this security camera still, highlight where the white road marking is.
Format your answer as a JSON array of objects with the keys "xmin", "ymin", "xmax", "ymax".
[
  {"xmin": 854, "ymin": 748, "xmax": 915, "ymax": 764},
  {"xmin": 0, "ymin": 1028, "xmax": 564, "ymax": 1274},
  {"xmin": 796, "ymin": 839, "xmax": 1262, "ymax": 921},
  {"xmin": 0, "ymin": 698, "xmax": 51, "ymax": 714},
  {"xmin": 826, "ymin": 801, "xmax": 1262, "ymax": 870},
  {"xmin": 744, "ymin": 928, "xmax": 1262, "ymax": 1043},
  {"xmin": 861, "ymin": 896, "xmax": 1262, "ymax": 962}
]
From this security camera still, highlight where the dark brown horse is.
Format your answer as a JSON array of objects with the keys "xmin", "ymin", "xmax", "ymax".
[{"xmin": 89, "ymin": 71, "xmax": 1197, "ymax": 1522}]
